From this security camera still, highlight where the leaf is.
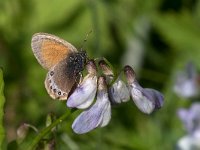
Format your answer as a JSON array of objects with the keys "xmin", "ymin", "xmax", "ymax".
[
  {"xmin": 0, "ymin": 68, "xmax": 6, "ymax": 150},
  {"xmin": 153, "ymin": 12, "xmax": 200, "ymax": 53}
]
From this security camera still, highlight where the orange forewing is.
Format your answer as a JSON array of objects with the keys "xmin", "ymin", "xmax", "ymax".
[{"xmin": 31, "ymin": 33, "xmax": 77, "ymax": 69}]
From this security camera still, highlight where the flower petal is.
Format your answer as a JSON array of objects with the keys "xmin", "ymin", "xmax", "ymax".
[
  {"xmin": 124, "ymin": 65, "xmax": 164, "ymax": 114},
  {"xmin": 72, "ymin": 76, "xmax": 111, "ymax": 134},
  {"xmin": 109, "ymin": 79, "xmax": 130, "ymax": 104},
  {"xmin": 143, "ymin": 88, "xmax": 164, "ymax": 109},
  {"xmin": 178, "ymin": 103, "xmax": 200, "ymax": 135},
  {"xmin": 98, "ymin": 98, "xmax": 111, "ymax": 127},
  {"xmin": 173, "ymin": 62, "xmax": 199, "ymax": 98},
  {"xmin": 174, "ymin": 79, "xmax": 198, "ymax": 98},
  {"xmin": 177, "ymin": 108, "xmax": 188, "ymax": 123},
  {"xmin": 129, "ymin": 82, "xmax": 155, "ymax": 114},
  {"xmin": 176, "ymin": 135, "xmax": 200, "ymax": 150},
  {"xmin": 67, "ymin": 74, "xmax": 97, "ymax": 109},
  {"xmin": 72, "ymin": 92, "xmax": 110, "ymax": 134}
]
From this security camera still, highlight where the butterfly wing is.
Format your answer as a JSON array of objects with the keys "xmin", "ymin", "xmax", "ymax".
[
  {"xmin": 31, "ymin": 33, "xmax": 77, "ymax": 69},
  {"xmin": 45, "ymin": 57, "xmax": 80, "ymax": 100}
]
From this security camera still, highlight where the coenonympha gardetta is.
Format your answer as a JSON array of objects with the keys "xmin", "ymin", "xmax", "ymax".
[{"xmin": 31, "ymin": 33, "xmax": 87, "ymax": 100}]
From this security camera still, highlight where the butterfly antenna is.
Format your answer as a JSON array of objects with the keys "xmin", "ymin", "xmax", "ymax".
[{"xmin": 80, "ymin": 30, "xmax": 93, "ymax": 51}]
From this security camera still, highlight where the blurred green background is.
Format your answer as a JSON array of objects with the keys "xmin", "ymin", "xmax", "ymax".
[{"xmin": 1, "ymin": 0, "xmax": 200, "ymax": 149}]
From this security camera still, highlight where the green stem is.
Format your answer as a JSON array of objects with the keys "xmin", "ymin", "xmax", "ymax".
[
  {"xmin": 0, "ymin": 69, "xmax": 6, "ymax": 150},
  {"xmin": 26, "ymin": 109, "xmax": 76, "ymax": 150}
]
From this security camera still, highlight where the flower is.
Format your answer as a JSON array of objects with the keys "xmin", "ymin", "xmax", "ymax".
[
  {"xmin": 67, "ymin": 60, "xmax": 164, "ymax": 134},
  {"xmin": 177, "ymin": 103, "xmax": 200, "ymax": 136},
  {"xmin": 17, "ymin": 123, "xmax": 30, "ymax": 142},
  {"xmin": 72, "ymin": 76, "xmax": 111, "ymax": 134},
  {"xmin": 124, "ymin": 65, "xmax": 164, "ymax": 114},
  {"xmin": 67, "ymin": 60, "xmax": 97, "ymax": 109},
  {"xmin": 98, "ymin": 59, "xmax": 130, "ymax": 104},
  {"xmin": 177, "ymin": 103, "xmax": 200, "ymax": 150},
  {"xmin": 176, "ymin": 135, "xmax": 200, "ymax": 150},
  {"xmin": 98, "ymin": 59, "xmax": 114, "ymax": 84},
  {"xmin": 17, "ymin": 123, "xmax": 38, "ymax": 143},
  {"xmin": 173, "ymin": 62, "xmax": 199, "ymax": 98},
  {"xmin": 109, "ymin": 77, "xmax": 130, "ymax": 104}
]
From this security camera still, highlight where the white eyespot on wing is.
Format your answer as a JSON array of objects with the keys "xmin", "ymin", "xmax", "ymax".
[
  {"xmin": 45, "ymin": 56, "xmax": 82, "ymax": 100},
  {"xmin": 45, "ymin": 70, "xmax": 68, "ymax": 100}
]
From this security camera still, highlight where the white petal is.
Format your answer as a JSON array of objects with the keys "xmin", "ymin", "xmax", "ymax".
[
  {"xmin": 72, "ymin": 92, "xmax": 109, "ymax": 134},
  {"xmin": 129, "ymin": 82, "xmax": 155, "ymax": 114},
  {"xmin": 67, "ymin": 74, "xmax": 97, "ymax": 109},
  {"xmin": 177, "ymin": 135, "xmax": 200, "ymax": 150},
  {"xmin": 99, "ymin": 101, "xmax": 111, "ymax": 127},
  {"xmin": 109, "ymin": 79, "xmax": 130, "ymax": 104}
]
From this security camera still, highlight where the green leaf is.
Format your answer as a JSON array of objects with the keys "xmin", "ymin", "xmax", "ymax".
[
  {"xmin": 152, "ymin": 12, "xmax": 200, "ymax": 53},
  {"xmin": 19, "ymin": 109, "xmax": 77, "ymax": 150},
  {"xmin": 0, "ymin": 68, "xmax": 6, "ymax": 150}
]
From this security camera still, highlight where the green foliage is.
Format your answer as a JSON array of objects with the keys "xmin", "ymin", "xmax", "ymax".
[
  {"xmin": 0, "ymin": 69, "xmax": 6, "ymax": 150},
  {"xmin": 0, "ymin": 0, "xmax": 200, "ymax": 149}
]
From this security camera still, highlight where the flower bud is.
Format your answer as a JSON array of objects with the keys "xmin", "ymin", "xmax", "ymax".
[
  {"xmin": 86, "ymin": 59, "xmax": 97, "ymax": 75},
  {"xmin": 17, "ymin": 123, "xmax": 29, "ymax": 142},
  {"xmin": 98, "ymin": 60, "xmax": 114, "ymax": 83},
  {"xmin": 124, "ymin": 65, "xmax": 136, "ymax": 84}
]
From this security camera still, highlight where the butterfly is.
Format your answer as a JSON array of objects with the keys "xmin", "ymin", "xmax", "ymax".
[{"xmin": 31, "ymin": 33, "xmax": 87, "ymax": 100}]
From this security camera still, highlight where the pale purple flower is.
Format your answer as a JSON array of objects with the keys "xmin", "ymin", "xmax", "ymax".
[
  {"xmin": 72, "ymin": 76, "xmax": 111, "ymax": 134},
  {"xmin": 68, "ymin": 61, "xmax": 164, "ymax": 134},
  {"xmin": 177, "ymin": 103, "xmax": 200, "ymax": 135},
  {"xmin": 177, "ymin": 103, "xmax": 200, "ymax": 150},
  {"xmin": 174, "ymin": 62, "xmax": 199, "ymax": 98},
  {"xmin": 124, "ymin": 65, "xmax": 164, "ymax": 114},
  {"xmin": 98, "ymin": 60, "xmax": 130, "ymax": 104},
  {"xmin": 143, "ymin": 88, "xmax": 164, "ymax": 110},
  {"xmin": 67, "ymin": 60, "xmax": 97, "ymax": 109},
  {"xmin": 109, "ymin": 77, "xmax": 130, "ymax": 104},
  {"xmin": 176, "ymin": 135, "xmax": 200, "ymax": 150}
]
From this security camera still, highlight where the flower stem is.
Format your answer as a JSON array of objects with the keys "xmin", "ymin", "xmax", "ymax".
[
  {"xmin": 0, "ymin": 69, "xmax": 6, "ymax": 150},
  {"xmin": 26, "ymin": 109, "xmax": 76, "ymax": 150}
]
